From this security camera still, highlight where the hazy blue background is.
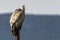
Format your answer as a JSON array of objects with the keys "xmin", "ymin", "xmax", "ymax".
[
  {"xmin": 0, "ymin": 13, "xmax": 60, "ymax": 40},
  {"xmin": 0, "ymin": 0, "xmax": 60, "ymax": 40}
]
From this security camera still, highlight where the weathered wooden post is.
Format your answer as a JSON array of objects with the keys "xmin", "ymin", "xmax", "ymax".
[
  {"xmin": 14, "ymin": 30, "xmax": 20, "ymax": 40},
  {"xmin": 9, "ymin": 5, "xmax": 25, "ymax": 40}
]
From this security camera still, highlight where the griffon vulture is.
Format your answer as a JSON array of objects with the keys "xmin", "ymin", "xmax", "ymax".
[{"xmin": 9, "ymin": 5, "xmax": 25, "ymax": 35}]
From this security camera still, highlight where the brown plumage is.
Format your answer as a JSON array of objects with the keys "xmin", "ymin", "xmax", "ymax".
[{"xmin": 9, "ymin": 5, "xmax": 25, "ymax": 35}]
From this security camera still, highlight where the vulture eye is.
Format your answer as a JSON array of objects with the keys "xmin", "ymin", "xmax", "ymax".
[{"xmin": 19, "ymin": 9, "xmax": 22, "ymax": 11}]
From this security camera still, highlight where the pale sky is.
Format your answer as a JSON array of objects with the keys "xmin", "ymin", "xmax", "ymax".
[{"xmin": 0, "ymin": 0, "xmax": 60, "ymax": 15}]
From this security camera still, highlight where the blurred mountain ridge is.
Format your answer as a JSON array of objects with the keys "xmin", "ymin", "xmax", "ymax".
[{"xmin": 0, "ymin": 13, "xmax": 60, "ymax": 40}]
